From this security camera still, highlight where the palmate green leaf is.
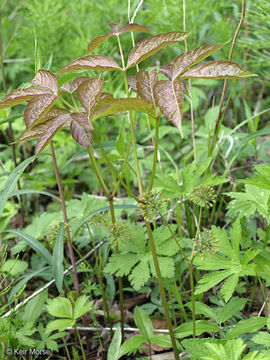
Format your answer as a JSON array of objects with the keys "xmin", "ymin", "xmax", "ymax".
[
  {"xmin": 194, "ymin": 219, "xmax": 260, "ymax": 302},
  {"xmin": 174, "ymin": 320, "xmax": 219, "ymax": 338},
  {"xmin": 87, "ymin": 23, "xmax": 150, "ymax": 53},
  {"xmin": 157, "ymin": 159, "xmax": 227, "ymax": 199},
  {"xmin": 134, "ymin": 306, "xmax": 153, "ymax": 340},
  {"xmin": 73, "ymin": 295, "xmax": 93, "ymax": 319},
  {"xmin": 252, "ymin": 332, "xmax": 270, "ymax": 347},
  {"xmin": 153, "ymin": 79, "xmax": 185, "ymax": 136},
  {"xmin": 136, "ymin": 69, "xmax": 158, "ymax": 104},
  {"xmin": 0, "ymin": 156, "xmax": 35, "ymax": 218},
  {"xmin": 203, "ymin": 338, "xmax": 246, "ymax": 360},
  {"xmin": 126, "ymin": 31, "xmax": 191, "ymax": 69},
  {"xmin": 182, "ymin": 338, "xmax": 227, "ymax": 359},
  {"xmin": 153, "ymin": 224, "xmax": 178, "ymax": 256},
  {"xmin": 220, "ymin": 273, "xmax": 239, "ymax": 303},
  {"xmin": 105, "ymin": 224, "xmax": 177, "ymax": 290},
  {"xmin": 91, "ymin": 97, "xmax": 155, "ymax": 120},
  {"xmin": 0, "ymin": 87, "xmax": 47, "ymax": 109},
  {"xmin": 31, "ymin": 70, "xmax": 58, "ymax": 95},
  {"xmin": 105, "ymin": 253, "xmax": 141, "ymax": 277},
  {"xmin": 180, "ymin": 60, "xmax": 255, "ymax": 79},
  {"xmin": 58, "ymin": 55, "xmax": 121, "ymax": 73},
  {"xmin": 46, "ymin": 319, "xmax": 74, "ymax": 333},
  {"xmin": 194, "ymin": 269, "xmax": 233, "ymax": 296},
  {"xmin": 225, "ymin": 185, "xmax": 270, "ymax": 223},
  {"xmin": 118, "ymin": 335, "xmax": 145, "ymax": 359},
  {"xmin": 227, "ymin": 317, "xmax": 267, "ymax": 338},
  {"xmin": 46, "ymin": 297, "xmax": 73, "ymax": 319},
  {"xmin": 70, "ymin": 113, "xmax": 93, "ymax": 147},
  {"xmin": 238, "ymin": 164, "xmax": 270, "ymax": 190},
  {"xmin": 129, "ymin": 259, "xmax": 151, "ymax": 290},
  {"xmin": 24, "ymin": 94, "xmax": 58, "ymax": 129},
  {"xmin": 77, "ymin": 77, "xmax": 103, "ymax": 115},
  {"xmin": 52, "ymin": 223, "xmax": 64, "ymax": 294}
]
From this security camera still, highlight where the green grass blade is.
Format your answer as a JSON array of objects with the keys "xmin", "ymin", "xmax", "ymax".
[
  {"xmin": 0, "ymin": 156, "xmax": 35, "ymax": 217},
  {"xmin": 10, "ymin": 189, "xmax": 59, "ymax": 200},
  {"xmin": 5, "ymin": 229, "xmax": 52, "ymax": 266},
  {"xmin": 52, "ymin": 223, "xmax": 64, "ymax": 294}
]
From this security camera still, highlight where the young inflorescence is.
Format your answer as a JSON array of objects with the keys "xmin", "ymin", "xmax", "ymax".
[
  {"xmin": 137, "ymin": 190, "xmax": 168, "ymax": 221},
  {"xmin": 108, "ymin": 222, "xmax": 132, "ymax": 246},
  {"xmin": 47, "ymin": 222, "xmax": 70, "ymax": 246},
  {"xmin": 193, "ymin": 228, "xmax": 220, "ymax": 260},
  {"xmin": 189, "ymin": 185, "xmax": 217, "ymax": 207},
  {"xmin": 89, "ymin": 212, "xmax": 110, "ymax": 227}
]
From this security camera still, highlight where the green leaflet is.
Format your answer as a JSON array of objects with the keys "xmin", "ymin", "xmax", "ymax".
[
  {"xmin": 157, "ymin": 159, "xmax": 227, "ymax": 201},
  {"xmin": 225, "ymin": 184, "xmax": 270, "ymax": 224},
  {"xmin": 194, "ymin": 219, "xmax": 261, "ymax": 302},
  {"xmin": 105, "ymin": 224, "xmax": 178, "ymax": 290}
]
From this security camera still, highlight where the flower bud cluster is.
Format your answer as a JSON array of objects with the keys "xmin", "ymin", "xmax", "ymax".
[
  {"xmin": 89, "ymin": 212, "xmax": 110, "ymax": 227},
  {"xmin": 108, "ymin": 222, "xmax": 132, "ymax": 246},
  {"xmin": 48, "ymin": 223, "xmax": 69, "ymax": 246},
  {"xmin": 137, "ymin": 190, "xmax": 168, "ymax": 221},
  {"xmin": 189, "ymin": 185, "xmax": 217, "ymax": 207},
  {"xmin": 193, "ymin": 228, "xmax": 220, "ymax": 260}
]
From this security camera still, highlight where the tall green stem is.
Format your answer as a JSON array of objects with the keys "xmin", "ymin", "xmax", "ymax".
[
  {"xmin": 146, "ymin": 222, "xmax": 179, "ymax": 359},
  {"xmin": 50, "ymin": 142, "xmax": 80, "ymax": 293},
  {"xmin": 149, "ymin": 117, "xmax": 159, "ymax": 190},
  {"xmin": 117, "ymin": 33, "xmax": 179, "ymax": 358},
  {"xmin": 87, "ymin": 145, "xmax": 125, "ymax": 339}
]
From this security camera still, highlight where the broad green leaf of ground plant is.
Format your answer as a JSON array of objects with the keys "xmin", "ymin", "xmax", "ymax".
[
  {"xmin": 227, "ymin": 317, "xmax": 267, "ymax": 338},
  {"xmin": 134, "ymin": 306, "xmax": 154, "ymax": 340},
  {"xmin": 107, "ymin": 325, "xmax": 122, "ymax": 360},
  {"xmin": 46, "ymin": 295, "xmax": 93, "ymax": 333},
  {"xmin": 174, "ymin": 320, "xmax": 219, "ymax": 338},
  {"xmin": 87, "ymin": 22, "xmax": 150, "ymax": 53},
  {"xmin": 225, "ymin": 185, "xmax": 270, "ymax": 224},
  {"xmin": 157, "ymin": 159, "xmax": 227, "ymax": 203},
  {"xmin": 35, "ymin": 323, "xmax": 67, "ymax": 352},
  {"xmin": 237, "ymin": 164, "xmax": 270, "ymax": 190},
  {"xmin": 105, "ymin": 224, "xmax": 178, "ymax": 290},
  {"xmin": 117, "ymin": 307, "xmax": 177, "ymax": 359},
  {"xmin": 194, "ymin": 219, "xmax": 261, "ymax": 302}
]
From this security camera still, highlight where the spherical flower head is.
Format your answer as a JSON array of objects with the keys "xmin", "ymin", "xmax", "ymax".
[
  {"xmin": 108, "ymin": 222, "xmax": 132, "ymax": 246},
  {"xmin": 193, "ymin": 227, "xmax": 220, "ymax": 260},
  {"xmin": 89, "ymin": 211, "xmax": 110, "ymax": 227},
  {"xmin": 189, "ymin": 185, "xmax": 217, "ymax": 207},
  {"xmin": 137, "ymin": 190, "xmax": 168, "ymax": 221}
]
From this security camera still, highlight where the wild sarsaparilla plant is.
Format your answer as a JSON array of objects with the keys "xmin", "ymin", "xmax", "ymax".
[{"xmin": 0, "ymin": 21, "xmax": 255, "ymax": 358}]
